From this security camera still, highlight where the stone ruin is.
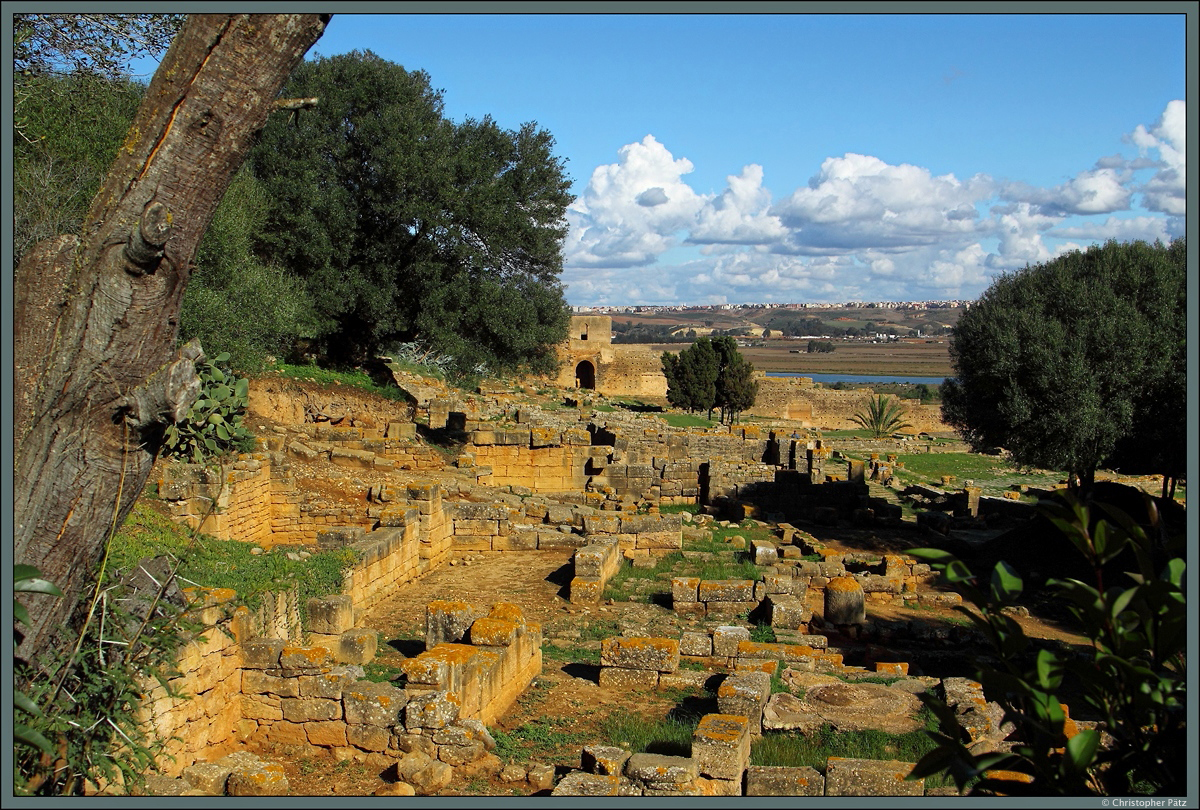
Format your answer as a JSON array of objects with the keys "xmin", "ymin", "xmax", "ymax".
[{"xmin": 129, "ymin": 375, "xmax": 1085, "ymax": 796}]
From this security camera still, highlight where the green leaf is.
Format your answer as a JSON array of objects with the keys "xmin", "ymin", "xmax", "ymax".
[
  {"xmin": 14, "ymin": 723, "xmax": 56, "ymax": 758},
  {"xmin": 1065, "ymin": 729, "xmax": 1099, "ymax": 772},
  {"xmin": 14, "ymin": 568, "xmax": 64, "ymax": 597},
  {"xmin": 1035, "ymin": 649, "xmax": 1063, "ymax": 691},
  {"xmin": 989, "ymin": 560, "xmax": 1023, "ymax": 603}
]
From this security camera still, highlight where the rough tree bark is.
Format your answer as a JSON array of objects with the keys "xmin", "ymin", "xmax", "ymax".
[{"xmin": 12, "ymin": 14, "xmax": 330, "ymax": 667}]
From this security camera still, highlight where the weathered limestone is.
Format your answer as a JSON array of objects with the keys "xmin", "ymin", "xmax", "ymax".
[
  {"xmin": 403, "ymin": 602, "xmax": 541, "ymax": 725},
  {"xmin": 717, "ymin": 671, "xmax": 772, "ymax": 734},
  {"xmin": 744, "ymin": 765, "xmax": 825, "ymax": 796},
  {"xmin": 691, "ymin": 714, "xmax": 751, "ymax": 781},
  {"xmin": 824, "ymin": 757, "xmax": 924, "ymax": 796},
  {"xmin": 570, "ymin": 539, "xmax": 623, "ymax": 604},
  {"xmin": 824, "ymin": 575, "xmax": 866, "ymax": 625}
]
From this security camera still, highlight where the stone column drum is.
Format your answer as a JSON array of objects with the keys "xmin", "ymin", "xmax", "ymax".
[{"xmin": 824, "ymin": 575, "xmax": 865, "ymax": 625}]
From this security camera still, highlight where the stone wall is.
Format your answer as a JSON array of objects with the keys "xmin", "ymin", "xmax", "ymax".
[
  {"xmin": 553, "ymin": 316, "xmax": 668, "ymax": 398},
  {"xmin": 401, "ymin": 602, "xmax": 543, "ymax": 726},
  {"xmin": 137, "ymin": 584, "xmax": 303, "ymax": 775},
  {"xmin": 468, "ymin": 427, "xmax": 593, "ymax": 492},
  {"xmin": 748, "ymin": 374, "xmax": 951, "ymax": 433}
]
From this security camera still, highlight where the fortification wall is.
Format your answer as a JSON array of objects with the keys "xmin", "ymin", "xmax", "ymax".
[{"xmin": 555, "ymin": 316, "xmax": 668, "ymax": 399}]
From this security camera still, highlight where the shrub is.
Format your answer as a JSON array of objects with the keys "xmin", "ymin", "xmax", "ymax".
[
  {"xmin": 907, "ymin": 493, "xmax": 1185, "ymax": 795},
  {"xmin": 162, "ymin": 349, "xmax": 255, "ymax": 463}
]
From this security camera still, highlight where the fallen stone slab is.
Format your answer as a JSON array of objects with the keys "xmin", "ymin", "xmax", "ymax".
[{"xmin": 824, "ymin": 757, "xmax": 923, "ymax": 796}]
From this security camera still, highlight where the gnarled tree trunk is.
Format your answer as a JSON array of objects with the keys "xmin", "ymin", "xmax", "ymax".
[{"xmin": 13, "ymin": 13, "xmax": 330, "ymax": 667}]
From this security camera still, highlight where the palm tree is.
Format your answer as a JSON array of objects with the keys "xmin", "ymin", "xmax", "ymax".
[{"xmin": 850, "ymin": 394, "xmax": 912, "ymax": 438}]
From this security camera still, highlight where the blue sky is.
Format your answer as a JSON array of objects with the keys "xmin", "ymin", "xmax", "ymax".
[{"xmin": 132, "ymin": 10, "xmax": 1189, "ymax": 308}]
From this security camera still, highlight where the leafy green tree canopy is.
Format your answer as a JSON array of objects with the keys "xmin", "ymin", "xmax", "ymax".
[
  {"xmin": 712, "ymin": 336, "xmax": 758, "ymax": 424},
  {"xmin": 940, "ymin": 239, "xmax": 1186, "ymax": 493},
  {"xmin": 13, "ymin": 13, "xmax": 184, "ymax": 79},
  {"xmin": 249, "ymin": 50, "xmax": 574, "ymax": 375},
  {"xmin": 662, "ymin": 337, "xmax": 718, "ymax": 414}
]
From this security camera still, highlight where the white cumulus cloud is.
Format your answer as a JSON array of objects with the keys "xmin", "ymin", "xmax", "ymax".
[
  {"xmin": 1130, "ymin": 99, "xmax": 1186, "ymax": 216},
  {"xmin": 771, "ymin": 153, "xmax": 988, "ymax": 252},
  {"xmin": 689, "ymin": 164, "xmax": 788, "ymax": 245},
  {"xmin": 563, "ymin": 134, "xmax": 707, "ymax": 268}
]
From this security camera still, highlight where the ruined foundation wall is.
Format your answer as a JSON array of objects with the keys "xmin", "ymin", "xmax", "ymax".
[{"xmin": 749, "ymin": 375, "xmax": 952, "ymax": 433}]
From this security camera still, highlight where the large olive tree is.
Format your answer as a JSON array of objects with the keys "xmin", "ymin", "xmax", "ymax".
[
  {"xmin": 13, "ymin": 13, "xmax": 330, "ymax": 667},
  {"xmin": 940, "ymin": 238, "xmax": 1186, "ymax": 495}
]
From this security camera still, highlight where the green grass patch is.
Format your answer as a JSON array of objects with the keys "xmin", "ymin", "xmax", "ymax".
[
  {"xmin": 656, "ymin": 503, "xmax": 701, "ymax": 516},
  {"xmin": 658, "ymin": 412, "xmax": 717, "ymax": 429},
  {"xmin": 577, "ymin": 617, "xmax": 622, "ymax": 641},
  {"xmin": 541, "ymin": 642, "xmax": 600, "ymax": 666},
  {"xmin": 599, "ymin": 707, "xmax": 701, "ymax": 758},
  {"xmin": 593, "ymin": 404, "xmax": 617, "ymax": 412},
  {"xmin": 603, "ymin": 556, "xmax": 681, "ymax": 602},
  {"xmin": 271, "ymin": 362, "xmax": 409, "ymax": 401},
  {"xmin": 750, "ymin": 622, "xmax": 776, "ymax": 643},
  {"xmin": 750, "ymin": 716, "xmax": 955, "ymax": 788},
  {"xmin": 492, "ymin": 716, "xmax": 590, "ymax": 763},
  {"xmin": 110, "ymin": 500, "xmax": 355, "ymax": 624},
  {"xmin": 892, "ymin": 452, "xmax": 1010, "ymax": 482},
  {"xmin": 362, "ymin": 659, "xmax": 404, "ymax": 683}
]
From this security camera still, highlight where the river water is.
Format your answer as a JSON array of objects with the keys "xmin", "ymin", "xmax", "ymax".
[{"xmin": 765, "ymin": 372, "xmax": 949, "ymax": 386}]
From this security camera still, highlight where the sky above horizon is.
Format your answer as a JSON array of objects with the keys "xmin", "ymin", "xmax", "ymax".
[{"xmin": 139, "ymin": 12, "xmax": 1190, "ymax": 308}]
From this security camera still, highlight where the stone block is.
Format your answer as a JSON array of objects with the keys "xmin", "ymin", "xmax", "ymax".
[
  {"xmin": 692, "ymin": 714, "xmax": 751, "ymax": 780},
  {"xmin": 570, "ymin": 577, "xmax": 604, "ymax": 604},
  {"xmin": 306, "ymin": 720, "xmax": 348, "ymax": 747},
  {"xmin": 824, "ymin": 757, "xmax": 923, "ymax": 796},
  {"xmin": 598, "ymin": 667, "xmax": 660, "ymax": 690},
  {"xmin": 279, "ymin": 645, "xmax": 334, "ymax": 673},
  {"xmin": 241, "ymin": 639, "xmax": 284, "ymax": 670},
  {"xmin": 744, "ymin": 765, "xmax": 825, "ymax": 796},
  {"xmin": 307, "ymin": 594, "xmax": 355, "ymax": 635},
  {"xmin": 671, "ymin": 577, "xmax": 700, "ymax": 604},
  {"xmin": 751, "ymin": 539, "xmax": 779, "ymax": 566},
  {"xmin": 625, "ymin": 752, "xmax": 697, "ymax": 787},
  {"xmin": 280, "ymin": 697, "xmax": 341, "ymax": 723},
  {"xmin": 468, "ymin": 617, "xmax": 519, "ymax": 646},
  {"xmin": 699, "ymin": 579, "xmax": 756, "ymax": 602},
  {"xmin": 298, "ymin": 668, "xmax": 356, "ymax": 700},
  {"xmin": 425, "ymin": 600, "xmax": 483, "ymax": 648},
  {"xmin": 717, "ymin": 671, "xmax": 771, "ymax": 733},
  {"xmin": 582, "ymin": 744, "xmax": 632, "ymax": 775},
  {"xmin": 241, "ymin": 669, "xmax": 298, "ymax": 697},
  {"xmin": 404, "ymin": 690, "xmax": 461, "ymax": 731},
  {"xmin": 550, "ymin": 772, "xmax": 628, "ymax": 796},
  {"xmin": 712, "ymin": 625, "xmax": 751, "ymax": 657},
  {"xmin": 679, "ymin": 631, "xmax": 712, "ymax": 657},
  {"xmin": 344, "ymin": 681, "xmax": 408, "ymax": 726},
  {"xmin": 226, "ymin": 763, "xmax": 289, "ymax": 796},
  {"xmin": 181, "ymin": 762, "xmax": 232, "ymax": 795},
  {"xmin": 347, "ymin": 723, "xmax": 392, "ymax": 752},
  {"xmin": 766, "ymin": 594, "xmax": 809, "ymax": 630},
  {"xmin": 336, "ymin": 629, "xmax": 378, "ymax": 665},
  {"xmin": 600, "ymin": 637, "xmax": 680, "ymax": 672}
]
